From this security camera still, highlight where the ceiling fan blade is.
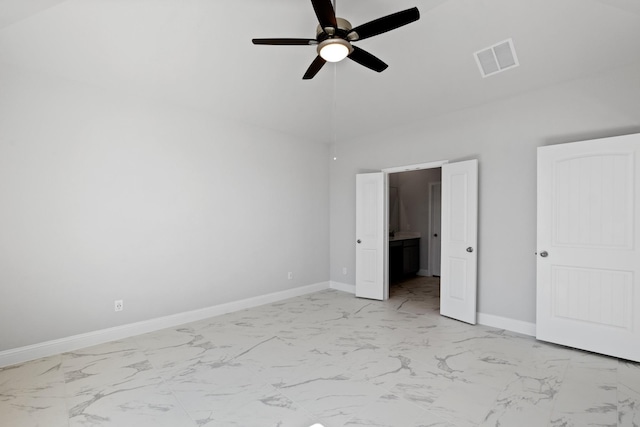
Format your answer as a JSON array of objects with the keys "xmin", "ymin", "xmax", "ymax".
[
  {"xmin": 311, "ymin": 0, "xmax": 337, "ymax": 29},
  {"xmin": 349, "ymin": 7, "xmax": 420, "ymax": 41},
  {"xmin": 348, "ymin": 46, "xmax": 388, "ymax": 73},
  {"xmin": 303, "ymin": 55, "xmax": 327, "ymax": 80},
  {"xmin": 252, "ymin": 38, "xmax": 317, "ymax": 46}
]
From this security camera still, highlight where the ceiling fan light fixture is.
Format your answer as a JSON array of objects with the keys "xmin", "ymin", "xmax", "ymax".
[
  {"xmin": 318, "ymin": 38, "xmax": 352, "ymax": 62},
  {"xmin": 252, "ymin": 2, "xmax": 421, "ymax": 79}
]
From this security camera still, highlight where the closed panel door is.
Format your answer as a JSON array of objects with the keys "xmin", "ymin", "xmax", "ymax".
[{"xmin": 537, "ymin": 133, "xmax": 640, "ymax": 362}]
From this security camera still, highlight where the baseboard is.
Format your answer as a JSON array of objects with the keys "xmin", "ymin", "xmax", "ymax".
[
  {"xmin": 0, "ymin": 281, "xmax": 330, "ymax": 368},
  {"xmin": 417, "ymin": 269, "xmax": 430, "ymax": 277},
  {"xmin": 477, "ymin": 312, "xmax": 536, "ymax": 337},
  {"xmin": 330, "ymin": 281, "xmax": 356, "ymax": 294},
  {"xmin": 325, "ymin": 284, "xmax": 537, "ymax": 338}
]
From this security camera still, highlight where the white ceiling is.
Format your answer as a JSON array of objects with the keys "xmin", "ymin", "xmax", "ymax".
[{"xmin": 1, "ymin": 0, "xmax": 640, "ymax": 143}]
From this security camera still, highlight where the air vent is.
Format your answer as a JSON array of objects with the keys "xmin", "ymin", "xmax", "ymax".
[{"xmin": 474, "ymin": 38, "xmax": 519, "ymax": 78}]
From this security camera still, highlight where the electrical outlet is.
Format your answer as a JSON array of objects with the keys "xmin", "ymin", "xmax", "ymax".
[
  {"xmin": 114, "ymin": 300, "xmax": 123, "ymax": 312},
  {"xmin": 342, "ymin": 267, "xmax": 347, "ymax": 275},
  {"xmin": 287, "ymin": 272, "xmax": 293, "ymax": 280}
]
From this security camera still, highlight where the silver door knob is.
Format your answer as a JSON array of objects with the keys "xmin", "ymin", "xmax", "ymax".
[
  {"xmin": 466, "ymin": 247, "xmax": 473, "ymax": 253},
  {"xmin": 540, "ymin": 251, "xmax": 548, "ymax": 257},
  {"xmin": 357, "ymin": 239, "xmax": 361, "ymax": 244}
]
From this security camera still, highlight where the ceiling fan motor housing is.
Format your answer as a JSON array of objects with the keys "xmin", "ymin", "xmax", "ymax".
[
  {"xmin": 315, "ymin": 17, "xmax": 356, "ymax": 61},
  {"xmin": 316, "ymin": 17, "xmax": 359, "ymax": 41}
]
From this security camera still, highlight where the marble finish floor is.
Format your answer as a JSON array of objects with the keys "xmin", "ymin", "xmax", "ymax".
[{"xmin": 1, "ymin": 276, "xmax": 639, "ymax": 427}]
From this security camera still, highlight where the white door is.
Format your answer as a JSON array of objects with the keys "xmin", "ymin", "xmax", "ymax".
[
  {"xmin": 440, "ymin": 160, "xmax": 478, "ymax": 324},
  {"xmin": 537, "ymin": 134, "xmax": 640, "ymax": 362},
  {"xmin": 429, "ymin": 182, "xmax": 442, "ymax": 276},
  {"xmin": 355, "ymin": 173, "xmax": 386, "ymax": 300}
]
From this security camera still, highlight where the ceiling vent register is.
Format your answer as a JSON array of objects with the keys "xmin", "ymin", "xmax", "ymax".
[{"xmin": 474, "ymin": 38, "xmax": 519, "ymax": 78}]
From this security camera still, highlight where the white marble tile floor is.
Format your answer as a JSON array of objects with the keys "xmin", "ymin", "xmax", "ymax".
[{"xmin": 1, "ymin": 276, "xmax": 638, "ymax": 426}]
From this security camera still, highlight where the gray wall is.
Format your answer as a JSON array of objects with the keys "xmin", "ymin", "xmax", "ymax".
[
  {"xmin": 330, "ymin": 62, "xmax": 640, "ymax": 324},
  {"xmin": 2, "ymin": 60, "xmax": 639, "ymax": 352},
  {"xmin": 0, "ymin": 67, "xmax": 330, "ymax": 351}
]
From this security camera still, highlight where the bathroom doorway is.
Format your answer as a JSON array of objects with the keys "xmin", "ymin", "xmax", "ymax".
[
  {"xmin": 387, "ymin": 168, "xmax": 442, "ymax": 295},
  {"xmin": 356, "ymin": 159, "xmax": 478, "ymax": 323}
]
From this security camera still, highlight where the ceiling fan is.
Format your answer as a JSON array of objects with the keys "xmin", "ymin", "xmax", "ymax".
[{"xmin": 251, "ymin": 0, "xmax": 420, "ymax": 79}]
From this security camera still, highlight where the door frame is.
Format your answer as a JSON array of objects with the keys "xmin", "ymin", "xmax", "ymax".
[{"xmin": 381, "ymin": 160, "xmax": 449, "ymax": 298}]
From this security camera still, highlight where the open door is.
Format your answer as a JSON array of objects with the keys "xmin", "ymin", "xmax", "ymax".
[
  {"xmin": 355, "ymin": 173, "xmax": 386, "ymax": 300},
  {"xmin": 440, "ymin": 160, "xmax": 478, "ymax": 324},
  {"xmin": 429, "ymin": 182, "xmax": 442, "ymax": 276},
  {"xmin": 537, "ymin": 134, "xmax": 640, "ymax": 362}
]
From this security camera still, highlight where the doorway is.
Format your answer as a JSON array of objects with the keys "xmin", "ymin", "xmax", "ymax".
[
  {"xmin": 387, "ymin": 168, "xmax": 442, "ymax": 295},
  {"xmin": 355, "ymin": 159, "xmax": 478, "ymax": 324}
]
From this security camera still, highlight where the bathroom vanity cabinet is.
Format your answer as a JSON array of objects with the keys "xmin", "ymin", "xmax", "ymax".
[{"xmin": 389, "ymin": 237, "xmax": 420, "ymax": 280}]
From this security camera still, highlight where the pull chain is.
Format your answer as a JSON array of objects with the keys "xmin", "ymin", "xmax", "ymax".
[
  {"xmin": 332, "ymin": 62, "xmax": 338, "ymax": 160},
  {"xmin": 332, "ymin": 0, "xmax": 338, "ymax": 161}
]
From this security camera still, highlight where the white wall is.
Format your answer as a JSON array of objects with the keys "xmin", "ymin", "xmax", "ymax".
[
  {"xmin": 330, "ymin": 62, "xmax": 640, "ymax": 324},
  {"xmin": 0, "ymin": 66, "xmax": 330, "ymax": 351}
]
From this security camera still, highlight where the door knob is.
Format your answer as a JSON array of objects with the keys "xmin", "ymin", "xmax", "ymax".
[
  {"xmin": 357, "ymin": 239, "xmax": 362, "ymax": 244},
  {"xmin": 466, "ymin": 247, "xmax": 473, "ymax": 253},
  {"xmin": 433, "ymin": 233, "xmax": 438, "ymax": 237},
  {"xmin": 540, "ymin": 251, "xmax": 548, "ymax": 257}
]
